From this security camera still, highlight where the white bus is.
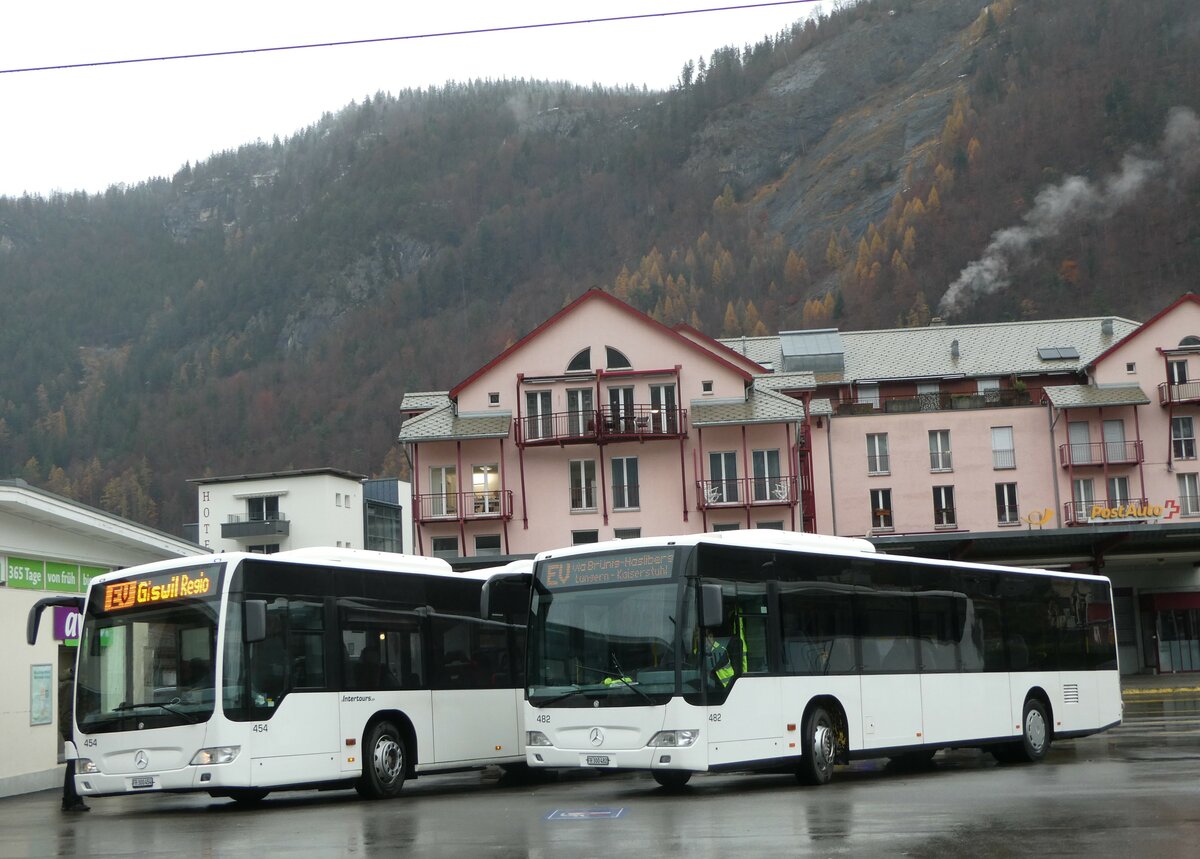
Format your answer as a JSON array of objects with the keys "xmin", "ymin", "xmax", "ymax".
[
  {"xmin": 516, "ymin": 530, "xmax": 1121, "ymax": 788},
  {"xmin": 27, "ymin": 549, "xmax": 530, "ymax": 803}
]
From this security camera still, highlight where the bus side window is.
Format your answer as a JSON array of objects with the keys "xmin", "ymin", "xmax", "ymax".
[
  {"xmin": 779, "ymin": 589, "xmax": 854, "ymax": 676},
  {"xmin": 288, "ymin": 599, "xmax": 326, "ymax": 689}
]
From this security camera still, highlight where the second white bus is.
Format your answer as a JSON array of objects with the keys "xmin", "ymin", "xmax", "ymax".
[{"xmin": 517, "ymin": 530, "xmax": 1121, "ymax": 788}]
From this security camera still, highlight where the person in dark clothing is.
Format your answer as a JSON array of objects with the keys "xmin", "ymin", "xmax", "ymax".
[{"xmin": 60, "ymin": 665, "xmax": 89, "ymax": 813}]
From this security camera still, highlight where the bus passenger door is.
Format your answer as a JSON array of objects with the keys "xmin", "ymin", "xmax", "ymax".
[
  {"xmin": 705, "ymin": 585, "xmax": 781, "ymax": 766},
  {"xmin": 429, "ymin": 616, "xmax": 521, "ymax": 764},
  {"xmin": 857, "ymin": 586, "xmax": 924, "ymax": 750},
  {"xmin": 246, "ymin": 598, "xmax": 341, "ymax": 786}
]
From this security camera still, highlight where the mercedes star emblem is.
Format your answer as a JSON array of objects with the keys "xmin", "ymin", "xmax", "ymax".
[
  {"xmin": 134, "ymin": 750, "xmax": 149, "ymax": 770},
  {"xmin": 589, "ymin": 727, "xmax": 604, "ymax": 746}
]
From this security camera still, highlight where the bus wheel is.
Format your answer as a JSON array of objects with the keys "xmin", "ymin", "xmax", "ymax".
[
  {"xmin": 1015, "ymin": 698, "xmax": 1051, "ymax": 763},
  {"xmin": 797, "ymin": 705, "xmax": 837, "ymax": 786},
  {"xmin": 652, "ymin": 770, "xmax": 692, "ymax": 790},
  {"xmin": 357, "ymin": 720, "xmax": 408, "ymax": 799}
]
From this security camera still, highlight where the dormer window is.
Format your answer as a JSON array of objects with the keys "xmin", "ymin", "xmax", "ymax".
[
  {"xmin": 566, "ymin": 348, "xmax": 591, "ymax": 373},
  {"xmin": 606, "ymin": 346, "xmax": 632, "ymax": 370}
]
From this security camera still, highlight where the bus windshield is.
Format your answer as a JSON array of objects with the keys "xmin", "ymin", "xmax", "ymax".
[
  {"xmin": 77, "ymin": 563, "xmax": 223, "ymax": 733},
  {"xmin": 527, "ymin": 548, "xmax": 688, "ymax": 706}
]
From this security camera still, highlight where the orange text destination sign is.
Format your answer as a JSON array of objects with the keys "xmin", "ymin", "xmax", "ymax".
[
  {"xmin": 102, "ymin": 567, "xmax": 218, "ymax": 612},
  {"xmin": 539, "ymin": 550, "xmax": 675, "ymax": 590}
]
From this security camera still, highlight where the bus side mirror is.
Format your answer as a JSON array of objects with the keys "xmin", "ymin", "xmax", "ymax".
[
  {"xmin": 480, "ymin": 572, "xmax": 533, "ymax": 620},
  {"xmin": 701, "ymin": 584, "xmax": 724, "ymax": 628},
  {"xmin": 244, "ymin": 600, "xmax": 267, "ymax": 643}
]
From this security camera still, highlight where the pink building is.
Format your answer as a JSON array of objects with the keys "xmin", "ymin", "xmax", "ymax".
[
  {"xmin": 398, "ymin": 290, "xmax": 812, "ymax": 559},
  {"xmin": 400, "ymin": 291, "xmax": 1200, "ymax": 674}
]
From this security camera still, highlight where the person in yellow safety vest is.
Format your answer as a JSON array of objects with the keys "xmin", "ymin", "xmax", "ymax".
[{"xmin": 705, "ymin": 629, "xmax": 736, "ymax": 687}]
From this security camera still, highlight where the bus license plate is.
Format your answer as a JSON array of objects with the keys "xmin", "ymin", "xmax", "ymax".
[
  {"xmin": 131, "ymin": 776, "xmax": 155, "ymax": 789},
  {"xmin": 585, "ymin": 755, "xmax": 611, "ymax": 767}
]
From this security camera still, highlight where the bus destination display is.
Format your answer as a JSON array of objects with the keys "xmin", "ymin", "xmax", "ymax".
[
  {"xmin": 102, "ymin": 566, "xmax": 219, "ymax": 612},
  {"xmin": 539, "ymin": 550, "xmax": 675, "ymax": 590}
]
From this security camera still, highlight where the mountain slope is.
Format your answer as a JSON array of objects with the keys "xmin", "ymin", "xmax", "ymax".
[{"xmin": 1, "ymin": 0, "xmax": 1198, "ymax": 533}]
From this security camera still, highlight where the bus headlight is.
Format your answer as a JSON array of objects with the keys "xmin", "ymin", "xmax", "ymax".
[
  {"xmin": 526, "ymin": 731, "xmax": 552, "ymax": 746},
  {"xmin": 190, "ymin": 746, "xmax": 241, "ymax": 766},
  {"xmin": 647, "ymin": 730, "xmax": 699, "ymax": 748},
  {"xmin": 76, "ymin": 758, "xmax": 99, "ymax": 774}
]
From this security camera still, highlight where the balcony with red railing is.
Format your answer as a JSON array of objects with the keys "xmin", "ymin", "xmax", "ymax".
[
  {"xmin": 1159, "ymin": 380, "xmax": 1200, "ymax": 406},
  {"xmin": 514, "ymin": 406, "xmax": 688, "ymax": 447},
  {"xmin": 414, "ymin": 490, "xmax": 514, "ymax": 523},
  {"xmin": 696, "ymin": 476, "xmax": 799, "ymax": 510},
  {"xmin": 1058, "ymin": 440, "xmax": 1144, "ymax": 468}
]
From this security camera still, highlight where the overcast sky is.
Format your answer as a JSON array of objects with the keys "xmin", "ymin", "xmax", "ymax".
[{"xmin": 0, "ymin": 1, "xmax": 830, "ymax": 198}]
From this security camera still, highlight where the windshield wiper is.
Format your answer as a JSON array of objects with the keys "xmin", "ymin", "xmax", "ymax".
[
  {"xmin": 608, "ymin": 653, "xmax": 654, "ymax": 704},
  {"xmin": 115, "ymin": 701, "xmax": 198, "ymax": 724}
]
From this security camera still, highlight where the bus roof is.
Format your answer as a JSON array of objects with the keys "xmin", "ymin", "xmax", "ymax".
[
  {"xmin": 533, "ymin": 530, "xmax": 1112, "ymax": 584},
  {"xmin": 85, "ymin": 547, "xmax": 491, "ymax": 588},
  {"xmin": 534, "ymin": 530, "xmax": 877, "ymax": 562}
]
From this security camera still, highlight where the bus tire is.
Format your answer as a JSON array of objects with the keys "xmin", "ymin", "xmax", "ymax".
[
  {"xmin": 1015, "ymin": 697, "xmax": 1051, "ymax": 763},
  {"xmin": 651, "ymin": 770, "xmax": 692, "ymax": 790},
  {"xmin": 796, "ymin": 705, "xmax": 837, "ymax": 786},
  {"xmin": 357, "ymin": 720, "xmax": 408, "ymax": 799}
]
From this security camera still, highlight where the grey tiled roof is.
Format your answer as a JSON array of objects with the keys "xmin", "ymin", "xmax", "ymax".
[
  {"xmin": 751, "ymin": 371, "xmax": 816, "ymax": 393},
  {"xmin": 809, "ymin": 398, "xmax": 833, "ymax": 417},
  {"xmin": 398, "ymin": 403, "xmax": 513, "ymax": 442},
  {"xmin": 1043, "ymin": 385, "xmax": 1150, "ymax": 408},
  {"xmin": 400, "ymin": 391, "xmax": 450, "ymax": 411},
  {"xmin": 721, "ymin": 316, "xmax": 1140, "ymax": 382},
  {"xmin": 690, "ymin": 388, "xmax": 806, "ymax": 426}
]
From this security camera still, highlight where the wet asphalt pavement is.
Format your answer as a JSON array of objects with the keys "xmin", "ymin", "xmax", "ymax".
[{"xmin": 4, "ymin": 689, "xmax": 1199, "ymax": 858}]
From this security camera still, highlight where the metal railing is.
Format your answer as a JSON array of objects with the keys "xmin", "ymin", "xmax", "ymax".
[
  {"xmin": 415, "ymin": 490, "xmax": 513, "ymax": 522},
  {"xmin": 1158, "ymin": 381, "xmax": 1200, "ymax": 405},
  {"xmin": 1058, "ymin": 440, "xmax": 1144, "ymax": 467},
  {"xmin": 221, "ymin": 515, "xmax": 290, "ymax": 539},
  {"xmin": 835, "ymin": 388, "xmax": 1037, "ymax": 415},
  {"xmin": 1063, "ymin": 497, "xmax": 1152, "ymax": 526},
  {"xmin": 515, "ymin": 406, "xmax": 688, "ymax": 445},
  {"xmin": 696, "ymin": 476, "xmax": 798, "ymax": 508}
]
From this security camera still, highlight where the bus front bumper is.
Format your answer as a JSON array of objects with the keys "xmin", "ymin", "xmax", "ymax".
[
  {"xmin": 75, "ymin": 762, "xmax": 246, "ymax": 796},
  {"xmin": 526, "ymin": 742, "xmax": 707, "ymax": 772}
]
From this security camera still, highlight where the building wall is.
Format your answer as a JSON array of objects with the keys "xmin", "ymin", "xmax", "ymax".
[
  {"xmin": 1091, "ymin": 303, "xmax": 1200, "ymax": 519},
  {"xmin": 816, "ymin": 405, "xmax": 1058, "ymax": 536},
  {"xmin": 196, "ymin": 473, "xmax": 365, "ymax": 553},
  {"xmin": 412, "ymin": 420, "xmax": 804, "ymax": 554},
  {"xmin": 454, "ymin": 298, "xmax": 751, "ymax": 415},
  {"xmin": 1, "ymin": 502, "xmax": 199, "ymax": 798}
]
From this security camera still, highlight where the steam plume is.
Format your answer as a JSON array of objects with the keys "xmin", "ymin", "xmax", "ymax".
[{"xmin": 939, "ymin": 106, "xmax": 1200, "ymax": 317}]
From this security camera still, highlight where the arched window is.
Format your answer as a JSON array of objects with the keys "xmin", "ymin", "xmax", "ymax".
[
  {"xmin": 1180, "ymin": 336, "xmax": 1200, "ymax": 348},
  {"xmin": 606, "ymin": 346, "xmax": 632, "ymax": 370},
  {"xmin": 566, "ymin": 348, "xmax": 591, "ymax": 373}
]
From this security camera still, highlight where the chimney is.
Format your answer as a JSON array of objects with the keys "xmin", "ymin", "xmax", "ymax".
[
  {"xmin": 950, "ymin": 339, "xmax": 960, "ymax": 359},
  {"xmin": 930, "ymin": 317, "xmax": 945, "ymax": 327},
  {"xmin": 1101, "ymin": 318, "xmax": 1114, "ymax": 337}
]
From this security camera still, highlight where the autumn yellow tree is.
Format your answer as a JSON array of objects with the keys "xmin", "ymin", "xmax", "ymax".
[{"xmin": 722, "ymin": 302, "xmax": 740, "ymax": 336}]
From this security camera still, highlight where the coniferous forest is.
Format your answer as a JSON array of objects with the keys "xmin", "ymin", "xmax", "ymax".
[{"xmin": 2, "ymin": 0, "xmax": 1199, "ymax": 533}]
